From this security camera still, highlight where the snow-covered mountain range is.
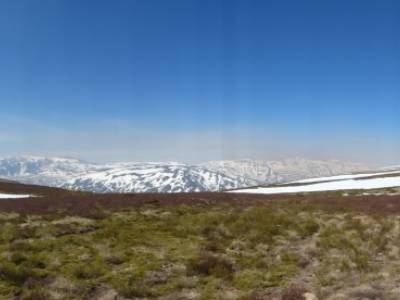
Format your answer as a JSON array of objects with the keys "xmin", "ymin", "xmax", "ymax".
[
  {"xmin": 0, "ymin": 156, "xmax": 372, "ymax": 193},
  {"xmin": 63, "ymin": 163, "xmax": 250, "ymax": 193}
]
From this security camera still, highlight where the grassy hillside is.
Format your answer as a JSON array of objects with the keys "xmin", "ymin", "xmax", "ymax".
[{"xmin": 1, "ymin": 192, "xmax": 400, "ymax": 299}]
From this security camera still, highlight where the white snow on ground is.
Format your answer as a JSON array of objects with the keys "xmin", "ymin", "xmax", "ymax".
[
  {"xmin": 229, "ymin": 175, "xmax": 400, "ymax": 195},
  {"xmin": 0, "ymin": 193, "xmax": 33, "ymax": 199},
  {"xmin": 295, "ymin": 170, "xmax": 400, "ymax": 184}
]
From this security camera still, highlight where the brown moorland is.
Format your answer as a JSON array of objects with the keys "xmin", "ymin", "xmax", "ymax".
[{"xmin": 0, "ymin": 181, "xmax": 400, "ymax": 216}]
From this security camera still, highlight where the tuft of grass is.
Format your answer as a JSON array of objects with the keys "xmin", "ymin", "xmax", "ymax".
[{"xmin": 187, "ymin": 252, "xmax": 234, "ymax": 279}]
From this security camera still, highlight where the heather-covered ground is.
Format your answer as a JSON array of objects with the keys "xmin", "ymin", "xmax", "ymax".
[
  {"xmin": 1, "ymin": 194, "xmax": 400, "ymax": 299},
  {"xmin": 1, "ymin": 182, "xmax": 400, "ymax": 299}
]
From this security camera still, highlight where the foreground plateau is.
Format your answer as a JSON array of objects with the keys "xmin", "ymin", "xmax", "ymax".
[{"xmin": 1, "ymin": 181, "xmax": 400, "ymax": 299}]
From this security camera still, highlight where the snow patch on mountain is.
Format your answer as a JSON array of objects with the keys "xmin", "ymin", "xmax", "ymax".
[{"xmin": 0, "ymin": 193, "xmax": 33, "ymax": 199}]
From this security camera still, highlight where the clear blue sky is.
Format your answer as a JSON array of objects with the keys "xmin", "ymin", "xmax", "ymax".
[{"xmin": 0, "ymin": 0, "xmax": 399, "ymax": 164}]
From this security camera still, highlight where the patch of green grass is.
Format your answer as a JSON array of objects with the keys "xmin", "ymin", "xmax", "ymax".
[
  {"xmin": 298, "ymin": 217, "xmax": 320, "ymax": 238},
  {"xmin": 266, "ymin": 252, "xmax": 300, "ymax": 287},
  {"xmin": 232, "ymin": 269, "xmax": 265, "ymax": 290}
]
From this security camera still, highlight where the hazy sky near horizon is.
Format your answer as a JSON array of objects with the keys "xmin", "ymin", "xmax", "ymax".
[{"xmin": 0, "ymin": 0, "xmax": 399, "ymax": 164}]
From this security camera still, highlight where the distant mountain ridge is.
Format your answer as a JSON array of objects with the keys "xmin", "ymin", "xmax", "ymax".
[
  {"xmin": 0, "ymin": 156, "xmax": 372, "ymax": 193},
  {"xmin": 0, "ymin": 156, "xmax": 104, "ymax": 187},
  {"xmin": 200, "ymin": 158, "xmax": 370, "ymax": 186}
]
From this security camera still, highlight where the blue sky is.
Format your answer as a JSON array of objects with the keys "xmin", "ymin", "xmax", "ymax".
[{"xmin": 0, "ymin": 0, "xmax": 399, "ymax": 164}]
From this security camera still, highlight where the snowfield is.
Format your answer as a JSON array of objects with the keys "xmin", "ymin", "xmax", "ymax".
[
  {"xmin": 230, "ymin": 172, "xmax": 400, "ymax": 194},
  {"xmin": 294, "ymin": 170, "xmax": 400, "ymax": 184},
  {"xmin": 0, "ymin": 193, "xmax": 33, "ymax": 199}
]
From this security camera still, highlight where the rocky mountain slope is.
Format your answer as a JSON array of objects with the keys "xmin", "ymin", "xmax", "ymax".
[{"xmin": 0, "ymin": 156, "xmax": 372, "ymax": 193}]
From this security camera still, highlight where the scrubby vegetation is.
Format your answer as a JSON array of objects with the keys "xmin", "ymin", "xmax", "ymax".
[{"xmin": 0, "ymin": 199, "xmax": 400, "ymax": 299}]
